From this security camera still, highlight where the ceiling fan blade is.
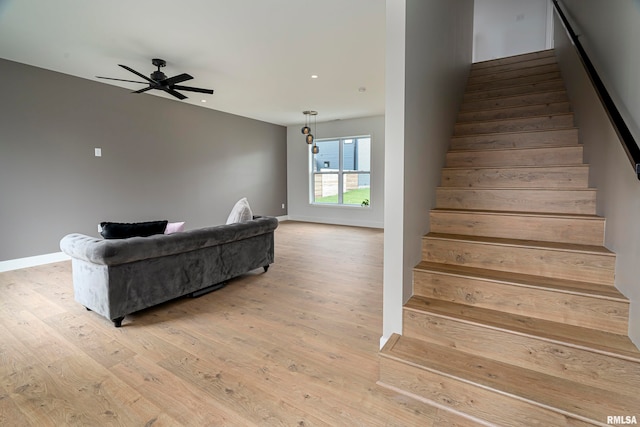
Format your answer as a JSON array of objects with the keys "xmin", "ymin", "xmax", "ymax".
[
  {"xmin": 172, "ymin": 85, "xmax": 214, "ymax": 94},
  {"xmin": 132, "ymin": 86, "xmax": 153, "ymax": 94},
  {"xmin": 118, "ymin": 64, "xmax": 155, "ymax": 83},
  {"xmin": 164, "ymin": 87, "xmax": 187, "ymax": 100},
  {"xmin": 161, "ymin": 73, "xmax": 193, "ymax": 86},
  {"xmin": 96, "ymin": 76, "xmax": 147, "ymax": 84}
]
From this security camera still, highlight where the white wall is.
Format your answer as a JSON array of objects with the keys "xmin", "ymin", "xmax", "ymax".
[
  {"xmin": 286, "ymin": 115, "xmax": 384, "ymax": 228},
  {"xmin": 473, "ymin": 0, "xmax": 551, "ymax": 62},
  {"xmin": 382, "ymin": 0, "xmax": 474, "ymax": 347},
  {"xmin": 0, "ymin": 58, "xmax": 287, "ymax": 262},
  {"xmin": 554, "ymin": 1, "xmax": 640, "ymax": 347}
]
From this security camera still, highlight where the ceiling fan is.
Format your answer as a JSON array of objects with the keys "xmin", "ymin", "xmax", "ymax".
[{"xmin": 96, "ymin": 58, "xmax": 214, "ymax": 100}]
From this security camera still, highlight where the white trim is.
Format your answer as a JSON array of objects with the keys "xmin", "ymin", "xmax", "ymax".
[
  {"xmin": 275, "ymin": 215, "xmax": 289, "ymax": 222},
  {"xmin": 546, "ymin": 0, "xmax": 555, "ymax": 49},
  {"xmin": 0, "ymin": 252, "xmax": 71, "ymax": 273},
  {"xmin": 379, "ymin": 334, "xmax": 391, "ymax": 350},
  {"xmin": 287, "ymin": 214, "xmax": 383, "ymax": 229}
]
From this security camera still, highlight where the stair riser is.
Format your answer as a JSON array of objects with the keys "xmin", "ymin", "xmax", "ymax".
[
  {"xmin": 429, "ymin": 211, "xmax": 604, "ymax": 245},
  {"xmin": 458, "ymin": 102, "xmax": 571, "ymax": 123},
  {"xmin": 471, "ymin": 54, "xmax": 557, "ymax": 75},
  {"xmin": 422, "ymin": 237, "xmax": 614, "ymax": 285},
  {"xmin": 413, "ymin": 270, "xmax": 629, "ymax": 334},
  {"xmin": 403, "ymin": 310, "xmax": 640, "ymax": 394},
  {"xmin": 466, "ymin": 72, "xmax": 562, "ymax": 92},
  {"xmin": 461, "ymin": 91, "xmax": 569, "ymax": 113},
  {"xmin": 463, "ymin": 80, "xmax": 565, "ymax": 102},
  {"xmin": 378, "ymin": 357, "xmax": 593, "ymax": 427},
  {"xmin": 454, "ymin": 115, "xmax": 574, "ymax": 136},
  {"xmin": 468, "ymin": 63, "xmax": 560, "ymax": 85},
  {"xmin": 440, "ymin": 166, "xmax": 589, "ymax": 189},
  {"xmin": 451, "ymin": 128, "xmax": 578, "ymax": 151},
  {"xmin": 436, "ymin": 188, "xmax": 597, "ymax": 215},
  {"xmin": 447, "ymin": 146, "xmax": 583, "ymax": 168}
]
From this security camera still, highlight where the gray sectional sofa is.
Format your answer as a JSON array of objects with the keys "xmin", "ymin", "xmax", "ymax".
[{"xmin": 60, "ymin": 216, "xmax": 278, "ymax": 327}]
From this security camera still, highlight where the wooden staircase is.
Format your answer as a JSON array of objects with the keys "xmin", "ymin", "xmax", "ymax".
[{"xmin": 379, "ymin": 50, "xmax": 640, "ymax": 426}]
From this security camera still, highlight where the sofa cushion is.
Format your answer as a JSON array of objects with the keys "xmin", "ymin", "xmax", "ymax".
[
  {"xmin": 226, "ymin": 197, "xmax": 253, "ymax": 224},
  {"xmin": 100, "ymin": 220, "xmax": 168, "ymax": 239}
]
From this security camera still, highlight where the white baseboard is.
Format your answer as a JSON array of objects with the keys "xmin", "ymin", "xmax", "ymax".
[
  {"xmin": 0, "ymin": 252, "xmax": 71, "ymax": 273},
  {"xmin": 276, "ymin": 215, "xmax": 289, "ymax": 222},
  {"xmin": 287, "ymin": 215, "xmax": 383, "ymax": 229}
]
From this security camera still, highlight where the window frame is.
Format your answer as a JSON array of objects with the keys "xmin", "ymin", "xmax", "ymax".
[{"xmin": 309, "ymin": 135, "xmax": 371, "ymax": 207}]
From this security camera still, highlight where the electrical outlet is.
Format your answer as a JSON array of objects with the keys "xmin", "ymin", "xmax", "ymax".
[
  {"xmin": 94, "ymin": 148, "xmax": 102, "ymax": 157},
  {"xmin": 281, "ymin": 203, "xmax": 285, "ymax": 209}
]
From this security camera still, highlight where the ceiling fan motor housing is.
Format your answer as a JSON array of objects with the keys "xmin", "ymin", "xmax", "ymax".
[{"xmin": 151, "ymin": 70, "xmax": 167, "ymax": 82}]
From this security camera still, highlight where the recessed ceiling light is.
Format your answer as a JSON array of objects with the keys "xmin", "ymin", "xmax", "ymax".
[
  {"xmin": 311, "ymin": 75, "xmax": 319, "ymax": 79},
  {"xmin": 201, "ymin": 99, "xmax": 207, "ymax": 103},
  {"xmin": 358, "ymin": 87, "xmax": 367, "ymax": 93}
]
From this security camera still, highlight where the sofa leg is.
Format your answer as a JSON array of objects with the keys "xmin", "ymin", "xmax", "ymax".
[
  {"xmin": 112, "ymin": 317, "xmax": 125, "ymax": 328},
  {"xmin": 85, "ymin": 307, "xmax": 92, "ymax": 311},
  {"xmin": 263, "ymin": 265, "xmax": 269, "ymax": 272}
]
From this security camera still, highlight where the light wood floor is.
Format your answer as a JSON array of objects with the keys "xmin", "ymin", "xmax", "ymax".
[{"xmin": 0, "ymin": 221, "xmax": 472, "ymax": 427}]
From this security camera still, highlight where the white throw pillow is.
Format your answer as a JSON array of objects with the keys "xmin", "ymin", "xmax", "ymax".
[{"xmin": 226, "ymin": 197, "xmax": 253, "ymax": 224}]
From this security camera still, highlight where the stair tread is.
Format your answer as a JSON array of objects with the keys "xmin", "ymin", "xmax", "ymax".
[
  {"xmin": 424, "ymin": 232, "xmax": 614, "ymax": 255},
  {"xmin": 381, "ymin": 334, "xmax": 640, "ymax": 419},
  {"xmin": 414, "ymin": 260, "xmax": 627, "ymax": 301},
  {"xmin": 442, "ymin": 164, "xmax": 588, "ymax": 171},
  {"xmin": 457, "ymin": 102, "xmax": 572, "ymax": 122},
  {"xmin": 468, "ymin": 63, "xmax": 560, "ymax": 83},
  {"xmin": 460, "ymin": 97, "xmax": 571, "ymax": 114},
  {"xmin": 451, "ymin": 127, "xmax": 579, "ymax": 141},
  {"xmin": 463, "ymin": 78, "xmax": 565, "ymax": 97},
  {"xmin": 439, "ymin": 186, "xmax": 594, "ymax": 191},
  {"xmin": 431, "ymin": 208, "xmax": 604, "ymax": 221},
  {"xmin": 404, "ymin": 297, "xmax": 640, "ymax": 362},
  {"xmin": 456, "ymin": 110, "xmax": 574, "ymax": 125},
  {"xmin": 471, "ymin": 49, "xmax": 555, "ymax": 69},
  {"xmin": 465, "ymin": 71, "xmax": 563, "ymax": 92},
  {"xmin": 449, "ymin": 144, "xmax": 582, "ymax": 158},
  {"xmin": 460, "ymin": 90, "xmax": 568, "ymax": 112}
]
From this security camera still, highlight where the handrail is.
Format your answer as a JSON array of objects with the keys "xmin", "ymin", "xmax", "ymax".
[{"xmin": 552, "ymin": 0, "xmax": 640, "ymax": 180}]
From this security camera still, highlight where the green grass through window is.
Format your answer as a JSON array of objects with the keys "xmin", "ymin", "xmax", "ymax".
[{"xmin": 315, "ymin": 188, "xmax": 371, "ymax": 205}]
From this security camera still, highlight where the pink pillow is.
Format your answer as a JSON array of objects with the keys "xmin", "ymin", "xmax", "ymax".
[{"xmin": 164, "ymin": 221, "xmax": 186, "ymax": 234}]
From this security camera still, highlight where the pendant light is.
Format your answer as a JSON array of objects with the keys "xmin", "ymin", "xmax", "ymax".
[{"xmin": 302, "ymin": 110, "xmax": 319, "ymax": 153}]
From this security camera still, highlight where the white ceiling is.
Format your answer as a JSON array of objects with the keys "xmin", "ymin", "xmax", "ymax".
[{"xmin": 0, "ymin": 0, "xmax": 385, "ymax": 126}]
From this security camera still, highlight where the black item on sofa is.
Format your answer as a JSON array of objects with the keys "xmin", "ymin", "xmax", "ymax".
[{"xmin": 100, "ymin": 220, "xmax": 168, "ymax": 239}]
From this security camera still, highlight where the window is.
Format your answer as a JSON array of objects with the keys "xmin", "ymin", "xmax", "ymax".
[{"xmin": 311, "ymin": 136, "xmax": 371, "ymax": 206}]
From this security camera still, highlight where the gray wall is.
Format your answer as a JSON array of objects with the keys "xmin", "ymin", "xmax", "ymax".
[
  {"xmin": 0, "ymin": 59, "xmax": 287, "ymax": 261},
  {"xmin": 473, "ymin": 0, "xmax": 551, "ymax": 63},
  {"xmin": 382, "ymin": 0, "xmax": 474, "ymax": 346},
  {"xmin": 286, "ymin": 115, "xmax": 384, "ymax": 228},
  {"xmin": 553, "ymin": 2, "xmax": 640, "ymax": 346}
]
